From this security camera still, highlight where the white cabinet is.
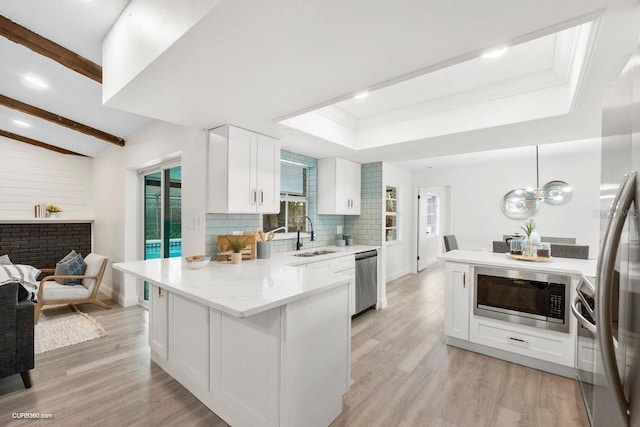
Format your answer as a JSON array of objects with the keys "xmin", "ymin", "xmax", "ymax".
[
  {"xmin": 303, "ymin": 255, "xmax": 356, "ymax": 316},
  {"xmin": 469, "ymin": 316, "xmax": 575, "ymax": 367},
  {"xmin": 444, "ymin": 262, "xmax": 470, "ymax": 340},
  {"xmin": 149, "ymin": 284, "xmax": 168, "ymax": 360},
  {"xmin": 207, "ymin": 125, "xmax": 280, "ymax": 214},
  {"xmin": 318, "ymin": 157, "xmax": 361, "ymax": 215}
]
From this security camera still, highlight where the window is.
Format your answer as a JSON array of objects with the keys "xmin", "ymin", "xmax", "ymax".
[
  {"xmin": 263, "ymin": 161, "xmax": 308, "ymax": 232},
  {"xmin": 425, "ymin": 194, "xmax": 439, "ymax": 236},
  {"xmin": 385, "ymin": 186, "xmax": 398, "ymax": 242}
]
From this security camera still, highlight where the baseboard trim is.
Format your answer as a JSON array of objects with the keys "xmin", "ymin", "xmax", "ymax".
[
  {"xmin": 386, "ymin": 267, "xmax": 411, "ymax": 282},
  {"xmin": 100, "ymin": 281, "xmax": 136, "ymax": 307},
  {"xmin": 445, "ymin": 336, "xmax": 576, "ymax": 378}
]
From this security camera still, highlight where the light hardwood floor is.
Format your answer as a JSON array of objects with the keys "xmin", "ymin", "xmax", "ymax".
[{"xmin": 0, "ymin": 264, "xmax": 589, "ymax": 426}]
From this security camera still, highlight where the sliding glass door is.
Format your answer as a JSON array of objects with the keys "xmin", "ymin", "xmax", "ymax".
[{"xmin": 142, "ymin": 165, "xmax": 182, "ymax": 302}]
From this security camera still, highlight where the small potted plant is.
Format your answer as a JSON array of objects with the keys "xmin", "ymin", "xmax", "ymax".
[
  {"xmin": 227, "ymin": 236, "xmax": 246, "ymax": 264},
  {"xmin": 46, "ymin": 204, "xmax": 62, "ymax": 218}
]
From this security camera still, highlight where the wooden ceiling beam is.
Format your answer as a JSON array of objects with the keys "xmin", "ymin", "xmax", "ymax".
[
  {"xmin": 0, "ymin": 95, "xmax": 125, "ymax": 146},
  {"xmin": 0, "ymin": 129, "xmax": 87, "ymax": 156},
  {"xmin": 0, "ymin": 15, "xmax": 102, "ymax": 83}
]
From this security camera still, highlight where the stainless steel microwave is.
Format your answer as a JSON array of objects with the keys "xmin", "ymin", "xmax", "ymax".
[{"xmin": 474, "ymin": 266, "xmax": 571, "ymax": 333}]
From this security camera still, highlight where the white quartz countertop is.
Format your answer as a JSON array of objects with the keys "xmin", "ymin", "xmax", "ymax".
[
  {"xmin": 438, "ymin": 250, "xmax": 597, "ymax": 277},
  {"xmin": 274, "ymin": 244, "xmax": 380, "ymax": 266},
  {"xmin": 113, "ymin": 245, "xmax": 378, "ymax": 318}
]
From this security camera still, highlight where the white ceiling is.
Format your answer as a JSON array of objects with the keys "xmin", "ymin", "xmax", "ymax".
[
  {"xmin": 281, "ymin": 21, "xmax": 595, "ymax": 149},
  {"xmin": 0, "ymin": 0, "xmax": 154, "ymax": 157},
  {"xmin": 102, "ymin": 0, "xmax": 640, "ymax": 164},
  {"xmin": 0, "ymin": 1, "xmax": 639, "ymax": 164}
]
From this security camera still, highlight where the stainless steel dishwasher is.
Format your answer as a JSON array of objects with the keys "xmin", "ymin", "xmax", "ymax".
[{"xmin": 354, "ymin": 249, "xmax": 378, "ymax": 316}]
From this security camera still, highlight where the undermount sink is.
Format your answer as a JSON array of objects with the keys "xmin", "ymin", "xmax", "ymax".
[{"xmin": 293, "ymin": 250, "xmax": 336, "ymax": 257}]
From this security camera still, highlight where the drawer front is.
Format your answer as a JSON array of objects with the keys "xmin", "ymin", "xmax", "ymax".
[
  {"xmin": 306, "ymin": 260, "xmax": 332, "ymax": 274},
  {"xmin": 469, "ymin": 316, "xmax": 574, "ymax": 367},
  {"xmin": 331, "ymin": 255, "xmax": 355, "ymax": 272}
]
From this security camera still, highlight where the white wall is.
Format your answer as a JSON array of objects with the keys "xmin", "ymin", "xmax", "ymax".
[
  {"xmin": 0, "ymin": 136, "xmax": 92, "ymax": 219},
  {"xmin": 103, "ymin": 0, "xmax": 220, "ymax": 103},
  {"xmin": 92, "ymin": 121, "xmax": 207, "ymax": 306},
  {"xmin": 411, "ymin": 139, "xmax": 601, "ymax": 259},
  {"xmin": 382, "ymin": 162, "xmax": 413, "ymax": 282}
]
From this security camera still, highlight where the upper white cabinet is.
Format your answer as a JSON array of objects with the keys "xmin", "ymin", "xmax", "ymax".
[
  {"xmin": 317, "ymin": 157, "xmax": 361, "ymax": 215},
  {"xmin": 207, "ymin": 125, "xmax": 280, "ymax": 214}
]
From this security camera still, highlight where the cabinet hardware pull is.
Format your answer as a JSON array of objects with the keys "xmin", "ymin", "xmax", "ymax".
[
  {"xmin": 158, "ymin": 288, "xmax": 164, "ymax": 298},
  {"xmin": 507, "ymin": 336, "xmax": 527, "ymax": 343},
  {"xmin": 462, "ymin": 272, "xmax": 466, "ymax": 288},
  {"xmin": 260, "ymin": 189, "xmax": 264, "ymax": 205}
]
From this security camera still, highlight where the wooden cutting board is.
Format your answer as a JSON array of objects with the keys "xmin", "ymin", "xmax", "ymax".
[{"xmin": 216, "ymin": 235, "xmax": 256, "ymax": 261}]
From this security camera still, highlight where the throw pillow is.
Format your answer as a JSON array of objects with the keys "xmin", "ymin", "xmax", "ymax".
[
  {"xmin": 55, "ymin": 251, "xmax": 86, "ymax": 285},
  {"xmin": 0, "ymin": 254, "xmax": 13, "ymax": 265}
]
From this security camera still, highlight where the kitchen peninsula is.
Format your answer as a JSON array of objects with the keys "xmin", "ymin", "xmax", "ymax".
[
  {"xmin": 439, "ymin": 250, "xmax": 597, "ymax": 377},
  {"xmin": 113, "ymin": 256, "xmax": 353, "ymax": 427}
]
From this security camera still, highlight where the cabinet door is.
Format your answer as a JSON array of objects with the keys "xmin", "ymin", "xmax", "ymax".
[
  {"xmin": 335, "ymin": 158, "xmax": 348, "ymax": 214},
  {"xmin": 150, "ymin": 285, "xmax": 168, "ymax": 360},
  {"xmin": 444, "ymin": 263, "xmax": 470, "ymax": 340},
  {"xmin": 346, "ymin": 160, "xmax": 361, "ymax": 214},
  {"xmin": 256, "ymin": 134, "xmax": 280, "ymax": 214},
  {"xmin": 227, "ymin": 127, "xmax": 258, "ymax": 213}
]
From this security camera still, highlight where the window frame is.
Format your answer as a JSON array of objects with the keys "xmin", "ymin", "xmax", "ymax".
[
  {"xmin": 263, "ymin": 162, "xmax": 309, "ymax": 233},
  {"xmin": 425, "ymin": 193, "xmax": 440, "ymax": 237}
]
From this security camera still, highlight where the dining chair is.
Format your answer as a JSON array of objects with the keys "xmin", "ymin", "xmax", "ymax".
[{"xmin": 443, "ymin": 235, "xmax": 458, "ymax": 252}]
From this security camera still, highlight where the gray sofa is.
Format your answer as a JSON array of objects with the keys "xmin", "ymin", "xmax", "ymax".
[{"xmin": 0, "ymin": 282, "xmax": 34, "ymax": 388}]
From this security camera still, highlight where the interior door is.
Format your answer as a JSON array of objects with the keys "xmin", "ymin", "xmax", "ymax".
[{"xmin": 417, "ymin": 186, "xmax": 450, "ymax": 271}]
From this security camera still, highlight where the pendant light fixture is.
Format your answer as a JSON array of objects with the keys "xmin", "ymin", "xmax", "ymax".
[{"xmin": 501, "ymin": 146, "xmax": 572, "ymax": 219}]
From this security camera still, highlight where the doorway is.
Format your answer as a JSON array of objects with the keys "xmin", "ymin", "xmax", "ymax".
[
  {"xmin": 417, "ymin": 185, "xmax": 451, "ymax": 271},
  {"xmin": 141, "ymin": 164, "xmax": 182, "ymax": 302}
]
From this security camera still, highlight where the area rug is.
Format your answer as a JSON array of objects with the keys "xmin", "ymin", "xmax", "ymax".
[{"xmin": 35, "ymin": 305, "xmax": 107, "ymax": 354}]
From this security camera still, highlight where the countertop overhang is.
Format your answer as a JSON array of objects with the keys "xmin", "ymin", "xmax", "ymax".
[{"xmin": 438, "ymin": 249, "xmax": 597, "ymax": 277}]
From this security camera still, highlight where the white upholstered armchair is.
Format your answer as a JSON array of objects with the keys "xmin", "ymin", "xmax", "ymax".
[{"xmin": 34, "ymin": 253, "xmax": 110, "ymax": 323}]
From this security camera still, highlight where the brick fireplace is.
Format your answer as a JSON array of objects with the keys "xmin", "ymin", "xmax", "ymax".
[{"xmin": 0, "ymin": 221, "xmax": 92, "ymax": 269}]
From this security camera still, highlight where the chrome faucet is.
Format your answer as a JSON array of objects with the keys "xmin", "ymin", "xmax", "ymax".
[
  {"xmin": 296, "ymin": 216, "xmax": 315, "ymax": 250},
  {"xmin": 267, "ymin": 226, "xmax": 287, "ymax": 234}
]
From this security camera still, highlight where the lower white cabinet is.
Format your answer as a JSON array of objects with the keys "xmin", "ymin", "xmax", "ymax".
[
  {"xmin": 469, "ymin": 316, "xmax": 575, "ymax": 367},
  {"xmin": 149, "ymin": 284, "xmax": 168, "ymax": 360},
  {"xmin": 303, "ymin": 255, "xmax": 356, "ymax": 316},
  {"xmin": 147, "ymin": 283, "xmax": 350, "ymax": 427},
  {"xmin": 443, "ymin": 262, "xmax": 470, "ymax": 340},
  {"xmin": 169, "ymin": 293, "xmax": 210, "ymax": 392}
]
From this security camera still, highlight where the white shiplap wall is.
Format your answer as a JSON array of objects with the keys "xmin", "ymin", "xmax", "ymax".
[{"xmin": 0, "ymin": 137, "xmax": 92, "ymax": 218}]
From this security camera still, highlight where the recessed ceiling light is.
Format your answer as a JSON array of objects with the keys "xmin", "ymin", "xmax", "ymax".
[
  {"xmin": 481, "ymin": 47, "xmax": 508, "ymax": 59},
  {"xmin": 22, "ymin": 75, "xmax": 48, "ymax": 89},
  {"xmin": 13, "ymin": 119, "xmax": 31, "ymax": 127},
  {"xmin": 354, "ymin": 91, "xmax": 369, "ymax": 100}
]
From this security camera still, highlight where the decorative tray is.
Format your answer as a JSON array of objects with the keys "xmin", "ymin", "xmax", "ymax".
[{"xmin": 506, "ymin": 253, "xmax": 552, "ymax": 262}]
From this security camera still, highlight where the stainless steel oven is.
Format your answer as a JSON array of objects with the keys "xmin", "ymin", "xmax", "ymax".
[
  {"xmin": 474, "ymin": 266, "xmax": 571, "ymax": 333},
  {"xmin": 572, "ymin": 276, "xmax": 597, "ymax": 426}
]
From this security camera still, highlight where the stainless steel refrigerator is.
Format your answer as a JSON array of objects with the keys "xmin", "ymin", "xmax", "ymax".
[{"xmin": 574, "ymin": 47, "xmax": 640, "ymax": 426}]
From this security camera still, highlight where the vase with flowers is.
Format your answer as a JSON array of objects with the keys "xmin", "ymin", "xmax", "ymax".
[
  {"xmin": 520, "ymin": 217, "xmax": 539, "ymax": 257},
  {"xmin": 46, "ymin": 204, "xmax": 62, "ymax": 218}
]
